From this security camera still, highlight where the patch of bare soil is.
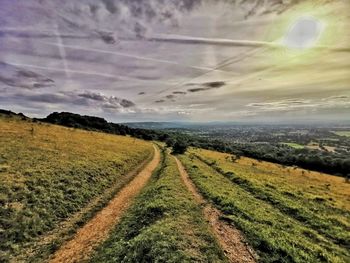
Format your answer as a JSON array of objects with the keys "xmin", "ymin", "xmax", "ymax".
[
  {"xmin": 174, "ymin": 156, "xmax": 257, "ymax": 263},
  {"xmin": 49, "ymin": 145, "xmax": 160, "ymax": 263}
]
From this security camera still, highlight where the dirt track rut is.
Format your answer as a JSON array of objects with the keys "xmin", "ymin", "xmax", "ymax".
[
  {"xmin": 174, "ymin": 156, "xmax": 257, "ymax": 263},
  {"xmin": 49, "ymin": 145, "xmax": 160, "ymax": 263}
]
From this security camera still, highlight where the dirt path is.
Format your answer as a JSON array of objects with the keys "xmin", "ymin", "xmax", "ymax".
[
  {"xmin": 13, "ymin": 153, "xmax": 154, "ymax": 263},
  {"xmin": 174, "ymin": 156, "xmax": 257, "ymax": 263},
  {"xmin": 49, "ymin": 145, "xmax": 160, "ymax": 263}
]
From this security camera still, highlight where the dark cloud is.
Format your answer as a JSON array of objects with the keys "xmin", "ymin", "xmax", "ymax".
[
  {"xmin": 0, "ymin": 62, "xmax": 55, "ymax": 90},
  {"xmin": 155, "ymin": 99, "xmax": 165, "ymax": 103},
  {"xmin": 327, "ymin": 95, "xmax": 349, "ymax": 100},
  {"xmin": 248, "ymin": 103, "xmax": 265, "ymax": 107},
  {"xmin": 44, "ymin": 0, "xmax": 202, "ymax": 40},
  {"xmin": 173, "ymin": 91, "xmax": 186, "ymax": 94},
  {"xmin": 187, "ymin": 81, "xmax": 226, "ymax": 92},
  {"xmin": 101, "ymin": 0, "xmax": 118, "ymax": 14},
  {"xmin": 187, "ymin": 87, "xmax": 208, "ymax": 93},
  {"xmin": 240, "ymin": 0, "xmax": 301, "ymax": 18},
  {"xmin": 7, "ymin": 90, "xmax": 136, "ymax": 113},
  {"xmin": 89, "ymin": 4, "xmax": 99, "ymax": 15},
  {"xmin": 95, "ymin": 31, "xmax": 117, "ymax": 44},
  {"xmin": 203, "ymin": 81, "xmax": 226, "ymax": 88},
  {"xmin": 138, "ymin": 92, "xmax": 146, "ymax": 95},
  {"xmin": 166, "ymin": 94, "xmax": 175, "ymax": 99},
  {"xmin": 78, "ymin": 92, "xmax": 105, "ymax": 101},
  {"xmin": 78, "ymin": 91, "xmax": 135, "ymax": 108},
  {"xmin": 120, "ymin": 99, "xmax": 135, "ymax": 108}
]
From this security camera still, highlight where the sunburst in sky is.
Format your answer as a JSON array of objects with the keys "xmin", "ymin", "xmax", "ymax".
[{"xmin": 0, "ymin": 0, "xmax": 349, "ymax": 123}]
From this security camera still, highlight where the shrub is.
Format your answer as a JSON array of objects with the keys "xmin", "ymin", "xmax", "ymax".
[{"xmin": 172, "ymin": 141, "xmax": 188, "ymax": 154}]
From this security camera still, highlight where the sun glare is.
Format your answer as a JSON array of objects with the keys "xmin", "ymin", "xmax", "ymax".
[
  {"xmin": 262, "ymin": 0, "xmax": 350, "ymax": 61},
  {"xmin": 283, "ymin": 17, "xmax": 324, "ymax": 50}
]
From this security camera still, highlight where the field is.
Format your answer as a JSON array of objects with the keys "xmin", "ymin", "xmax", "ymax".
[
  {"xmin": 91, "ymin": 147, "xmax": 226, "ymax": 262},
  {"xmin": 179, "ymin": 148, "xmax": 350, "ymax": 263},
  {"xmin": 281, "ymin": 142, "xmax": 305, "ymax": 149},
  {"xmin": 1, "ymin": 116, "xmax": 350, "ymax": 263},
  {"xmin": 0, "ymin": 117, "xmax": 153, "ymax": 261},
  {"xmin": 333, "ymin": 131, "xmax": 350, "ymax": 137}
]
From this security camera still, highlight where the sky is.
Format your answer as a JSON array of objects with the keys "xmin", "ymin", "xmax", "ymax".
[{"xmin": 0, "ymin": 0, "xmax": 349, "ymax": 123}]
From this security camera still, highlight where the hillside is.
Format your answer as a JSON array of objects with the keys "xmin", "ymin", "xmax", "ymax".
[
  {"xmin": 1, "ymin": 116, "xmax": 349, "ymax": 263},
  {"xmin": 179, "ymin": 148, "xmax": 350, "ymax": 262},
  {"xmin": 0, "ymin": 117, "xmax": 153, "ymax": 261}
]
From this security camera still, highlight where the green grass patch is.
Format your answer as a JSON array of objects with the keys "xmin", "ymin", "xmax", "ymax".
[
  {"xmin": 179, "ymin": 154, "xmax": 350, "ymax": 263},
  {"xmin": 193, "ymin": 154, "xmax": 350, "ymax": 248},
  {"xmin": 332, "ymin": 131, "xmax": 350, "ymax": 137},
  {"xmin": 0, "ymin": 118, "xmax": 153, "ymax": 262},
  {"xmin": 91, "ymin": 148, "xmax": 226, "ymax": 263},
  {"xmin": 281, "ymin": 142, "xmax": 305, "ymax": 149}
]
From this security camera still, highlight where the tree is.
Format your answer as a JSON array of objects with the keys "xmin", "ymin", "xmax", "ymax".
[
  {"xmin": 172, "ymin": 141, "xmax": 188, "ymax": 154},
  {"xmin": 165, "ymin": 138, "xmax": 175, "ymax": 148}
]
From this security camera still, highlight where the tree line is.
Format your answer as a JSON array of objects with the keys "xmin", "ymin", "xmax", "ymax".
[{"xmin": 1, "ymin": 110, "xmax": 348, "ymax": 178}]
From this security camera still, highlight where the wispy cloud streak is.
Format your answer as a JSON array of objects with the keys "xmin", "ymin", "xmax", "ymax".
[
  {"xmin": 38, "ymin": 41, "xmax": 225, "ymax": 72},
  {"xmin": 4, "ymin": 62, "xmax": 154, "ymax": 82}
]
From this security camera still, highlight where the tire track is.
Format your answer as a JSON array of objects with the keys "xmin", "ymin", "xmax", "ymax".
[
  {"xmin": 49, "ymin": 145, "xmax": 160, "ymax": 263},
  {"xmin": 174, "ymin": 156, "xmax": 257, "ymax": 263}
]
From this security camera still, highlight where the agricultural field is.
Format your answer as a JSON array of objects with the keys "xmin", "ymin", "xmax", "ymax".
[
  {"xmin": 333, "ymin": 131, "xmax": 350, "ymax": 137},
  {"xmin": 280, "ymin": 142, "xmax": 305, "ymax": 149},
  {"xmin": 91, "ymin": 148, "xmax": 226, "ymax": 262},
  {"xmin": 179, "ymin": 148, "xmax": 350, "ymax": 263},
  {"xmin": 0, "ymin": 117, "xmax": 153, "ymax": 262}
]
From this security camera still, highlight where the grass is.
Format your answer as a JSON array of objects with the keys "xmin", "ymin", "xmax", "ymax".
[
  {"xmin": 91, "ymin": 147, "xmax": 226, "ymax": 263},
  {"xmin": 0, "ymin": 117, "xmax": 153, "ymax": 262},
  {"xmin": 193, "ymin": 149, "xmax": 350, "ymax": 212},
  {"xmin": 281, "ymin": 142, "xmax": 305, "ymax": 149},
  {"xmin": 179, "ymin": 149, "xmax": 350, "ymax": 263},
  {"xmin": 2, "ymin": 115, "xmax": 349, "ymax": 262},
  {"xmin": 332, "ymin": 131, "xmax": 350, "ymax": 137}
]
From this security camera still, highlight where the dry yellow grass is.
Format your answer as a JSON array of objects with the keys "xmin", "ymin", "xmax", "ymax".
[
  {"xmin": 0, "ymin": 117, "xmax": 153, "ymax": 261},
  {"xmin": 184, "ymin": 148, "xmax": 350, "ymax": 262},
  {"xmin": 192, "ymin": 148, "xmax": 350, "ymax": 211}
]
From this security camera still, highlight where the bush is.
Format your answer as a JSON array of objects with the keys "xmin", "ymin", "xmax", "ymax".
[{"xmin": 172, "ymin": 141, "xmax": 188, "ymax": 154}]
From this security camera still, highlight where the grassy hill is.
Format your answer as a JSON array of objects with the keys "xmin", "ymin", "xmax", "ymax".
[
  {"xmin": 91, "ymin": 147, "xmax": 226, "ymax": 263},
  {"xmin": 179, "ymin": 148, "xmax": 350, "ymax": 262},
  {"xmin": 0, "ymin": 117, "xmax": 153, "ymax": 261},
  {"xmin": 1, "ymin": 114, "xmax": 349, "ymax": 262}
]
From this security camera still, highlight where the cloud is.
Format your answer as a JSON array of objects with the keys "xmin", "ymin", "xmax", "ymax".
[
  {"xmin": 324, "ymin": 95, "xmax": 349, "ymax": 100},
  {"xmin": 101, "ymin": 0, "xmax": 118, "ymax": 14},
  {"xmin": 148, "ymin": 34, "xmax": 279, "ymax": 48},
  {"xmin": 203, "ymin": 81, "xmax": 226, "ymax": 88},
  {"xmin": 247, "ymin": 99, "xmax": 312, "ymax": 110},
  {"xmin": 187, "ymin": 87, "xmax": 209, "ymax": 93},
  {"xmin": 1, "ymin": 0, "xmax": 349, "ymax": 122},
  {"xmin": 25, "ymin": 93, "xmax": 74, "ymax": 104},
  {"xmin": 240, "ymin": 0, "xmax": 301, "ymax": 18},
  {"xmin": 0, "ymin": 62, "xmax": 55, "ymax": 90},
  {"xmin": 3, "ymin": 90, "xmax": 136, "ymax": 114},
  {"xmin": 187, "ymin": 81, "xmax": 226, "ymax": 92},
  {"xmin": 246, "ymin": 97, "xmax": 350, "ymax": 115},
  {"xmin": 46, "ymin": 0, "xmax": 202, "ymax": 40},
  {"xmin": 41, "ymin": 42, "xmax": 216, "ymax": 72},
  {"xmin": 78, "ymin": 91, "xmax": 135, "ymax": 108}
]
